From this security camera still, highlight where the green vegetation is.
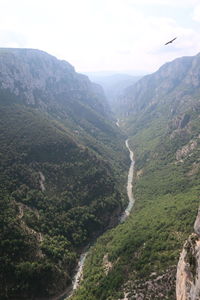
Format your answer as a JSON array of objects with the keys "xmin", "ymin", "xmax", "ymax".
[
  {"xmin": 71, "ymin": 99, "xmax": 200, "ymax": 299},
  {"xmin": 0, "ymin": 48, "xmax": 130, "ymax": 299},
  {"xmin": 2, "ymin": 48, "xmax": 200, "ymax": 300},
  {"xmin": 0, "ymin": 102, "xmax": 128, "ymax": 299}
]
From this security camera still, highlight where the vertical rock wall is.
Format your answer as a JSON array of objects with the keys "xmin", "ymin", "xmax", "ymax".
[{"xmin": 176, "ymin": 209, "xmax": 200, "ymax": 300}]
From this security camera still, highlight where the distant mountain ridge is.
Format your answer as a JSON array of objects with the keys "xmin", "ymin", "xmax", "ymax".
[{"xmin": 86, "ymin": 72, "xmax": 141, "ymax": 111}]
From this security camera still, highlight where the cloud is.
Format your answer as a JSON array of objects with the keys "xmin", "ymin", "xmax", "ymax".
[
  {"xmin": 0, "ymin": 0, "xmax": 199, "ymax": 72},
  {"xmin": 0, "ymin": 30, "xmax": 28, "ymax": 48},
  {"xmin": 193, "ymin": 5, "xmax": 200, "ymax": 22},
  {"xmin": 128, "ymin": 0, "xmax": 199, "ymax": 7}
]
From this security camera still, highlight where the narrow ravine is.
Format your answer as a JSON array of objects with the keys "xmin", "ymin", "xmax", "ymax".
[{"xmin": 58, "ymin": 138, "xmax": 135, "ymax": 300}]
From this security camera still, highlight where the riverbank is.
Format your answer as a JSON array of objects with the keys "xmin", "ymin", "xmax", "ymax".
[{"xmin": 62, "ymin": 139, "xmax": 135, "ymax": 299}]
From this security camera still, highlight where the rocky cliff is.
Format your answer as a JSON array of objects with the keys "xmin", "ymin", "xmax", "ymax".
[
  {"xmin": 176, "ymin": 209, "xmax": 200, "ymax": 300},
  {"xmin": 0, "ymin": 48, "xmax": 109, "ymax": 116},
  {"xmin": 118, "ymin": 52, "xmax": 200, "ymax": 118}
]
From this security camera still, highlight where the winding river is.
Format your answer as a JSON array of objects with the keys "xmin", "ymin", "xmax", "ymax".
[
  {"xmin": 58, "ymin": 138, "xmax": 135, "ymax": 300},
  {"xmin": 120, "ymin": 139, "xmax": 135, "ymax": 223}
]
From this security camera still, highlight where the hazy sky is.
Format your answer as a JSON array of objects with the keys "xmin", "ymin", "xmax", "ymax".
[{"xmin": 0, "ymin": 0, "xmax": 200, "ymax": 73}]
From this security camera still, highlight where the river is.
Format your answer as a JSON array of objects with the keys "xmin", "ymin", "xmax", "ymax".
[
  {"xmin": 120, "ymin": 139, "xmax": 135, "ymax": 223},
  {"xmin": 58, "ymin": 138, "xmax": 135, "ymax": 300}
]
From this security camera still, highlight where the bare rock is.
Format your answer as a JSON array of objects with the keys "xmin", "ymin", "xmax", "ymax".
[
  {"xmin": 194, "ymin": 209, "xmax": 200, "ymax": 236},
  {"xmin": 176, "ymin": 233, "xmax": 200, "ymax": 300}
]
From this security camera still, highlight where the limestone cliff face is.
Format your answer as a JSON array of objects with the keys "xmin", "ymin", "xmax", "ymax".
[
  {"xmin": 176, "ymin": 210, "xmax": 200, "ymax": 300},
  {"xmin": 0, "ymin": 48, "xmax": 108, "ymax": 116}
]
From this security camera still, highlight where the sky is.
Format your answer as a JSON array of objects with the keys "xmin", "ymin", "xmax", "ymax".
[{"xmin": 0, "ymin": 0, "xmax": 200, "ymax": 73}]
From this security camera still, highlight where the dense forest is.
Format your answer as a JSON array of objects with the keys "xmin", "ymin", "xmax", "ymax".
[{"xmin": 0, "ymin": 49, "xmax": 129, "ymax": 299}]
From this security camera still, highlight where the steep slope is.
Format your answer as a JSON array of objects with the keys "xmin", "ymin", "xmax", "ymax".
[
  {"xmin": 71, "ymin": 53, "xmax": 200, "ymax": 299},
  {"xmin": 0, "ymin": 48, "xmax": 108, "ymax": 114},
  {"xmin": 118, "ymin": 53, "xmax": 200, "ymax": 119},
  {"xmin": 176, "ymin": 209, "xmax": 200, "ymax": 300},
  {"xmin": 0, "ymin": 48, "xmax": 127, "ymax": 170},
  {"xmin": 0, "ymin": 49, "xmax": 128, "ymax": 299}
]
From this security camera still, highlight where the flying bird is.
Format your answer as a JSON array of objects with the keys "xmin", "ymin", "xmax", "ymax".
[{"xmin": 165, "ymin": 37, "xmax": 177, "ymax": 45}]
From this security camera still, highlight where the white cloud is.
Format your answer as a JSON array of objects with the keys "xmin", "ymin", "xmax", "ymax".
[
  {"xmin": 0, "ymin": 30, "xmax": 27, "ymax": 47},
  {"xmin": 193, "ymin": 4, "xmax": 200, "ymax": 22},
  {"xmin": 0, "ymin": 0, "xmax": 199, "ymax": 72},
  {"xmin": 128, "ymin": 0, "xmax": 199, "ymax": 7}
]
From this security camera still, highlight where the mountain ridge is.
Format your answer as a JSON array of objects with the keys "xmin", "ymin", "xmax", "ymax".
[{"xmin": 118, "ymin": 52, "xmax": 200, "ymax": 120}]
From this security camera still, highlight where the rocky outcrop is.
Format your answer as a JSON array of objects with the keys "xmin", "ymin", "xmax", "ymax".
[
  {"xmin": 176, "ymin": 140, "xmax": 198, "ymax": 161},
  {"xmin": 121, "ymin": 267, "xmax": 176, "ymax": 300},
  {"xmin": 194, "ymin": 209, "xmax": 200, "ymax": 236},
  {"xmin": 103, "ymin": 254, "xmax": 113, "ymax": 275},
  {"xmin": 176, "ymin": 209, "xmax": 200, "ymax": 300},
  {"xmin": 169, "ymin": 113, "xmax": 191, "ymax": 131}
]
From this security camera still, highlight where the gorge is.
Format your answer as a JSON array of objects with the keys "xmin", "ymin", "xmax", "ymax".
[{"xmin": 1, "ymin": 48, "xmax": 200, "ymax": 300}]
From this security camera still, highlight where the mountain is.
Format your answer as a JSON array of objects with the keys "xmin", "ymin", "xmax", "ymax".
[
  {"xmin": 71, "ymin": 53, "xmax": 200, "ymax": 299},
  {"xmin": 0, "ymin": 48, "xmax": 129, "ymax": 299},
  {"xmin": 0, "ymin": 49, "xmax": 130, "ymax": 170},
  {"xmin": 118, "ymin": 53, "xmax": 200, "ymax": 119},
  {"xmin": 86, "ymin": 72, "xmax": 141, "ymax": 111}
]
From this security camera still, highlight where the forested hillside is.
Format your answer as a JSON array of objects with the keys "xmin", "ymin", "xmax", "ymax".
[
  {"xmin": 71, "ymin": 53, "xmax": 200, "ymax": 300},
  {"xmin": 0, "ymin": 49, "xmax": 128, "ymax": 299}
]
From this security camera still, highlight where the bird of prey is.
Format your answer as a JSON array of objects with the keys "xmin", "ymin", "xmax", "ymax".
[{"xmin": 165, "ymin": 37, "xmax": 177, "ymax": 45}]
